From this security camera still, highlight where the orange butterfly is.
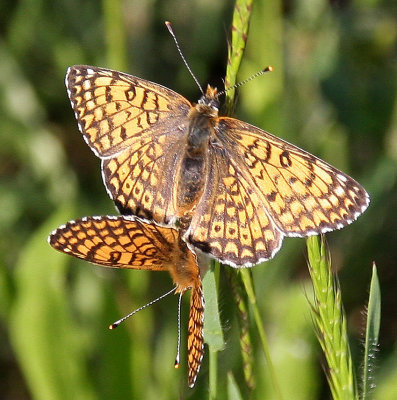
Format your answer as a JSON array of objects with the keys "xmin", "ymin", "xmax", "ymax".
[
  {"xmin": 66, "ymin": 65, "xmax": 369, "ymax": 267},
  {"xmin": 48, "ymin": 215, "xmax": 204, "ymax": 387}
]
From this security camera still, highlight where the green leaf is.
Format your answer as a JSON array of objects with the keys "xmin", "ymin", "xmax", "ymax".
[
  {"xmin": 203, "ymin": 263, "xmax": 224, "ymax": 351},
  {"xmin": 203, "ymin": 261, "xmax": 224, "ymax": 399},
  {"xmin": 227, "ymin": 372, "xmax": 244, "ymax": 400},
  {"xmin": 362, "ymin": 262, "xmax": 381, "ymax": 400}
]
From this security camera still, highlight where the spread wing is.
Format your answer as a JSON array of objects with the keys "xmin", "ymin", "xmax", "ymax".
[
  {"xmin": 215, "ymin": 118, "xmax": 370, "ymax": 236},
  {"xmin": 66, "ymin": 65, "xmax": 191, "ymax": 223},
  {"xmin": 66, "ymin": 65, "xmax": 191, "ymax": 157},
  {"xmin": 185, "ymin": 148, "xmax": 284, "ymax": 267},
  {"xmin": 49, "ymin": 215, "xmax": 206, "ymax": 387},
  {"xmin": 185, "ymin": 117, "xmax": 369, "ymax": 267},
  {"xmin": 48, "ymin": 216, "xmax": 180, "ymax": 270},
  {"xmin": 101, "ymin": 130, "xmax": 184, "ymax": 223}
]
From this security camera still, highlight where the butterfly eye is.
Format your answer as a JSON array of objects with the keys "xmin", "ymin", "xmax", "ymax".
[
  {"xmin": 198, "ymin": 96, "xmax": 219, "ymax": 111},
  {"xmin": 208, "ymin": 99, "xmax": 219, "ymax": 111}
]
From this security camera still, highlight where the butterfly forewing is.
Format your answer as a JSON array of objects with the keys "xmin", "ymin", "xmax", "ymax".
[
  {"xmin": 217, "ymin": 118, "xmax": 370, "ymax": 236},
  {"xmin": 66, "ymin": 65, "xmax": 191, "ymax": 157},
  {"xmin": 48, "ymin": 216, "xmax": 178, "ymax": 270},
  {"xmin": 49, "ymin": 215, "xmax": 205, "ymax": 387},
  {"xmin": 67, "ymin": 65, "xmax": 194, "ymax": 223}
]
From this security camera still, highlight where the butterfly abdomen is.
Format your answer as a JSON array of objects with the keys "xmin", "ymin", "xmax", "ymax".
[
  {"xmin": 187, "ymin": 280, "xmax": 204, "ymax": 387},
  {"xmin": 176, "ymin": 155, "xmax": 207, "ymax": 214}
]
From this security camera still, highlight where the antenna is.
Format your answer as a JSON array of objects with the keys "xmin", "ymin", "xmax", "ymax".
[
  {"xmin": 109, "ymin": 287, "xmax": 176, "ymax": 329},
  {"xmin": 174, "ymin": 292, "xmax": 183, "ymax": 369},
  {"xmin": 217, "ymin": 66, "xmax": 273, "ymax": 97},
  {"xmin": 165, "ymin": 21, "xmax": 204, "ymax": 95}
]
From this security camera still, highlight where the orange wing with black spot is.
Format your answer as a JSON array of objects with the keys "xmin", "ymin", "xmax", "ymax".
[
  {"xmin": 186, "ymin": 117, "xmax": 369, "ymax": 266},
  {"xmin": 217, "ymin": 118, "xmax": 369, "ymax": 235},
  {"xmin": 187, "ymin": 281, "xmax": 205, "ymax": 387},
  {"xmin": 186, "ymin": 148, "xmax": 283, "ymax": 267},
  {"xmin": 48, "ymin": 215, "xmax": 205, "ymax": 387},
  {"xmin": 66, "ymin": 66, "xmax": 191, "ymax": 223},
  {"xmin": 48, "ymin": 215, "xmax": 178, "ymax": 270}
]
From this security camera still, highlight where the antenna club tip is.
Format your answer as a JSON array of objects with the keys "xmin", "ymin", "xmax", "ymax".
[
  {"xmin": 264, "ymin": 65, "xmax": 273, "ymax": 72},
  {"xmin": 108, "ymin": 323, "xmax": 118, "ymax": 330},
  {"xmin": 165, "ymin": 21, "xmax": 172, "ymax": 31},
  {"xmin": 174, "ymin": 354, "xmax": 180, "ymax": 369}
]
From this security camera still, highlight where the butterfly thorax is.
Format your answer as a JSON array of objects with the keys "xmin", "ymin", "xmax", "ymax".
[
  {"xmin": 186, "ymin": 85, "xmax": 219, "ymax": 153},
  {"xmin": 174, "ymin": 86, "xmax": 219, "ymax": 217}
]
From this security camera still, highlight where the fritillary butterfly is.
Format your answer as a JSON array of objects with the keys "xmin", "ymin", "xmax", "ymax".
[{"xmin": 65, "ymin": 65, "xmax": 369, "ymax": 267}]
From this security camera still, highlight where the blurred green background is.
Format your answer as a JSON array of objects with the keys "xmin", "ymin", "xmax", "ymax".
[{"xmin": 0, "ymin": 0, "xmax": 396, "ymax": 399}]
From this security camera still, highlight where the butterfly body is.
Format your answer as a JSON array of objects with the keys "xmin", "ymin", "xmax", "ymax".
[
  {"xmin": 175, "ymin": 86, "xmax": 219, "ymax": 218},
  {"xmin": 67, "ymin": 65, "xmax": 370, "ymax": 267}
]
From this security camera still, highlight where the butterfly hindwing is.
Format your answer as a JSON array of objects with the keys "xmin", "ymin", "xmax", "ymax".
[
  {"xmin": 101, "ymin": 130, "xmax": 185, "ymax": 223},
  {"xmin": 186, "ymin": 149, "xmax": 283, "ymax": 266}
]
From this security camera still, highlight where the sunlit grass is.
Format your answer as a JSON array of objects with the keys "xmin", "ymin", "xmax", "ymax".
[{"xmin": 307, "ymin": 236, "xmax": 358, "ymax": 400}]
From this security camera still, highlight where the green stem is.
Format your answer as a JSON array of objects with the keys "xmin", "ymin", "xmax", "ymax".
[
  {"xmin": 225, "ymin": 0, "xmax": 254, "ymax": 111},
  {"xmin": 240, "ymin": 269, "xmax": 284, "ymax": 400},
  {"xmin": 209, "ymin": 346, "xmax": 218, "ymax": 400},
  {"xmin": 224, "ymin": 1, "xmax": 283, "ymax": 397},
  {"xmin": 208, "ymin": 260, "xmax": 220, "ymax": 400},
  {"xmin": 227, "ymin": 270, "xmax": 255, "ymax": 390}
]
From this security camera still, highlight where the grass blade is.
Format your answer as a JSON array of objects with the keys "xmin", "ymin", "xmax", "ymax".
[
  {"xmin": 361, "ymin": 262, "xmax": 381, "ymax": 399},
  {"xmin": 240, "ymin": 268, "xmax": 284, "ymax": 399},
  {"xmin": 227, "ymin": 372, "xmax": 244, "ymax": 400},
  {"xmin": 227, "ymin": 269, "xmax": 255, "ymax": 390},
  {"xmin": 203, "ymin": 260, "xmax": 224, "ymax": 398}
]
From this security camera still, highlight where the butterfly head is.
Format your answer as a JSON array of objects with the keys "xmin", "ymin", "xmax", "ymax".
[{"xmin": 196, "ymin": 85, "xmax": 219, "ymax": 117}]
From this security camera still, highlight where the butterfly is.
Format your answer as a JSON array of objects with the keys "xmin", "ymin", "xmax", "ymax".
[
  {"xmin": 65, "ymin": 65, "xmax": 370, "ymax": 267},
  {"xmin": 48, "ymin": 215, "xmax": 204, "ymax": 388}
]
